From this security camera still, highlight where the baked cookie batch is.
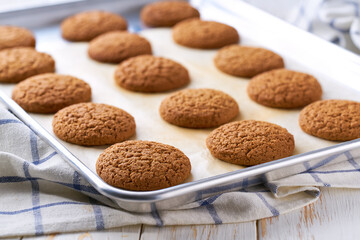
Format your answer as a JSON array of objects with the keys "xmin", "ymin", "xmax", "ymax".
[{"xmin": 1, "ymin": 1, "xmax": 360, "ymax": 191}]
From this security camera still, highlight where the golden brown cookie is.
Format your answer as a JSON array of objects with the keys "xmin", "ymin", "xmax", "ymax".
[
  {"xmin": 140, "ymin": 1, "xmax": 200, "ymax": 27},
  {"xmin": 214, "ymin": 45, "xmax": 284, "ymax": 78},
  {"xmin": 0, "ymin": 47, "xmax": 55, "ymax": 83},
  {"xmin": 172, "ymin": 19, "xmax": 239, "ymax": 49},
  {"xmin": 0, "ymin": 26, "xmax": 36, "ymax": 50},
  {"xmin": 206, "ymin": 120, "xmax": 295, "ymax": 166},
  {"xmin": 12, "ymin": 73, "xmax": 91, "ymax": 113},
  {"xmin": 114, "ymin": 55, "xmax": 190, "ymax": 92},
  {"xmin": 247, "ymin": 69, "xmax": 322, "ymax": 108},
  {"xmin": 61, "ymin": 11, "xmax": 127, "ymax": 41},
  {"xmin": 88, "ymin": 31, "xmax": 152, "ymax": 63},
  {"xmin": 159, "ymin": 88, "xmax": 239, "ymax": 128},
  {"xmin": 53, "ymin": 103, "xmax": 135, "ymax": 146},
  {"xmin": 299, "ymin": 100, "xmax": 360, "ymax": 141},
  {"xmin": 96, "ymin": 140, "xmax": 191, "ymax": 191}
]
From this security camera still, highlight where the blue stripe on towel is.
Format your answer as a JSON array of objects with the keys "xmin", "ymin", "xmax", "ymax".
[
  {"xmin": 303, "ymin": 162, "xmax": 331, "ymax": 187},
  {"xmin": 23, "ymin": 162, "xmax": 43, "ymax": 236},
  {"xmin": 30, "ymin": 132, "xmax": 40, "ymax": 163},
  {"xmin": 74, "ymin": 171, "xmax": 105, "ymax": 230},
  {"xmin": 33, "ymin": 151, "xmax": 57, "ymax": 165},
  {"xmin": 205, "ymin": 204, "xmax": 222, "ymax": 224},
  {"xmin": 306, "ymin": 152, "xmax": 343, "ymax": 171},
  {"xmin": 57, "ymin": 182, "xmax": 100, "ymax": 194},
  {"xmin": 27, "ymin": 130, "xmax": 44, "ymax": 235},
  {"xmin": 0, "ymin": 119, "xmax": 22, "ymax": 125},
  {"xmin": 198, "ymin": 194, "xmax": 223, "ymax": 224},
  {"xmin": 200, "ymin": 194, "xmax": 222, "ymax": 206},
  {"xmin": 0, "ymin": 176, "xmax": 100, "ymax": 195},
  {"xmin": 151, "ymin": 203, "xmax": 164, "ymax": 227},
  {"xmin": 345, "ymin": 151, "xmax": 360, "ymax": 172},
  {"xmin": 73, "ymin": 171, "xmax": 81, "ymax": 190},
  {"xmin": 255, "ymin": 193, "xmax": 279, "ymax": 216},
  {"xmin": 309, "ymin": 169, "xmax": 360, "ymax": 174},
  {"xmin": 88, "ymin": 198, "xmax": 105, "ymax": 230},
  {"xmin": 0, "ymin": 201, "xmax": 93, "ymax": 215}
]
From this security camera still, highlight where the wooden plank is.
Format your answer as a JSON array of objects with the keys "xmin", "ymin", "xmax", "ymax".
[
  {"xmin": 140, "ymin": 222, "xmax": 256, "ymax": 240},
  {"xmin": 258, "ymin": 188, "xmax": 360, "ymax": 240},
  {"xmin": 22, "ymin": 225, "xmax": 141, "ymax": 240}
]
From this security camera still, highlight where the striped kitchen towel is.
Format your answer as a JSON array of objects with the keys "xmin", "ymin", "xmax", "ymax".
[
  {"xmin": 1, "ymin": 106, "xmax": 360, "ymax": 237},
  {"xmin": 238, "ymin": 0, "xmax": 360, "ymax": 53}
]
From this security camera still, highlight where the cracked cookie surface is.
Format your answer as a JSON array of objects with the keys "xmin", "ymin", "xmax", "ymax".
[
  {"xmin": 206, "ymin": 120, "xmax": 295, "ymax": 166},
  {"xmin": 61, "ymin": 11, "xmax": 127, "ymax": 41},
  {"xmin": 114, "ymin": 55, "xmax": 190, "ymax": 92},
  {"xmin": 53, "ymin": 103, "xmax": 135, "ymax": 146},
  {"xmin": 172, "ymin": 19, "xmax": 239, "ymax": 49},
  {"xmin": 0, "ymin": 47, "xmax": 55, "ymax": 83},
  {"xmin": 88, "ymin": 31, "xmax": 152, "ymax": 63},
  {"xmin": 0, "ymin": 26, "xmax": 36, "ymax": 50},
  {"xmin": 247, "ymin": 69, "xmax": 322, "ymax": 108},
  {"xmin": 214, "ymin": 45, "xmax": 284, "ymax": 78},
  {"xmin": 159, "ymin": 88, "xmax": 239, "ymax": 128},
  {"xmin": 299, "ymin": 99, "xmax": 360, "ymax": 141},
  {"xmin": 140, "ymin": 1, "xmax": 200, "ymax": 27},
  {"xmin": 96, "ymin": 140, "xmax": 191, "ymax": 191},
  {"xmin": 12, "ymin": 73, "xmax": 91, "ymax": 113}
]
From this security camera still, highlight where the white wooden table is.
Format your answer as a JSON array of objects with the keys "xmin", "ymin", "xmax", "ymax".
[
  {"xmin": 2, "ymin": 2, "xmax": 359, "ymax": 240},
  {"xmin": 11, "ymin": 188, "xmax": 357, "ymax": 240}
]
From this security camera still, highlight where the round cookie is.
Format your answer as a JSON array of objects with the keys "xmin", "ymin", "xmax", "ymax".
[
  {"xmin": 53, "ymin": 103, "xmax": 136, "ymax": 146},
  {"xmin": 140, "ymin": 1, "xmax": 200, "ymax": 27},
  {"xmin": 96, "ymin": 140, "xmax": 191, "ymax": 191},
  {"xmin": 214, "ymin": 45, "xmax": 284, "ymax": 78},
  {"xmin": 299, "ymin": 100, "xmax": 360, "ymax": 141},
  {"xmin": 114, "ymin": 55, "xmax": 190, "ymax": 92},
  {"xmin": 206, "ymin": 120, "xmax": 295, "ymax": 166},
  {"xmin": 159, "ymin": 88, "xmax": 239, "ymax": 128},
  {"xmin": 12, "ymin": 73, "xmax": 91, "ymax": 113},
  {"xmin": 247, "ymin": 69, "xmax": 322, "ymax": 108},
  {"xmin": 61, "ymin": 11, "xmax": 127, "ymax": 41},
  {"xmin": 88, "ymin": 31, "xmax": 152, "ymax": 63},
  {"xmin": 0, "ymin": 47, "xmax": 55, "ymax": 83},
  {"xmin": 172, "ymin": 19, "xmax": 239, "ymax": 49},
  {"xmin": 0, "ymin": 26, "xmax": 36, "ymax": 50}
]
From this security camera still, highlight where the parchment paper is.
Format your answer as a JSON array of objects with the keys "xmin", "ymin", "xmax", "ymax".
[{"xmin": 1, "ymin": 28, "xmax": 360, "ymax": 183}]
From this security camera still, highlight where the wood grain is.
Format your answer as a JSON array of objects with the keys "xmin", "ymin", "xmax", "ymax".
[
  {"xmin": 22, "ymin": 225, "xmax": 141, "ymax": 240},
  {"xmin": 140, "ymin": 222, "xmax": 256, "ymax": 240},
  {"xmin": 258, "ymin": 188, "xmax": 360, "ymax": 240}
]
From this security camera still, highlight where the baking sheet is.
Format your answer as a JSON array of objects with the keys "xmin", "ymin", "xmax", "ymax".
[{"xmin": 1, "ymin": 27, "xmax": 360, "ymax": 183}]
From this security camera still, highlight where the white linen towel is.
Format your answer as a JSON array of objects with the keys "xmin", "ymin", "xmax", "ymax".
[
  {"xmin": 241, "ymin": 0, "xmax": 360, "ymax": 53},
  {"xmin": 1, "ymin": 106, "xmax": 360, "ymax": 237}
]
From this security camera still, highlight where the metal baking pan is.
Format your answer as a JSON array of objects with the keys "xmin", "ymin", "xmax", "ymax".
[{"xmin": 1, "ymin": 0, "xmax": 360, "ymax": 212}]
